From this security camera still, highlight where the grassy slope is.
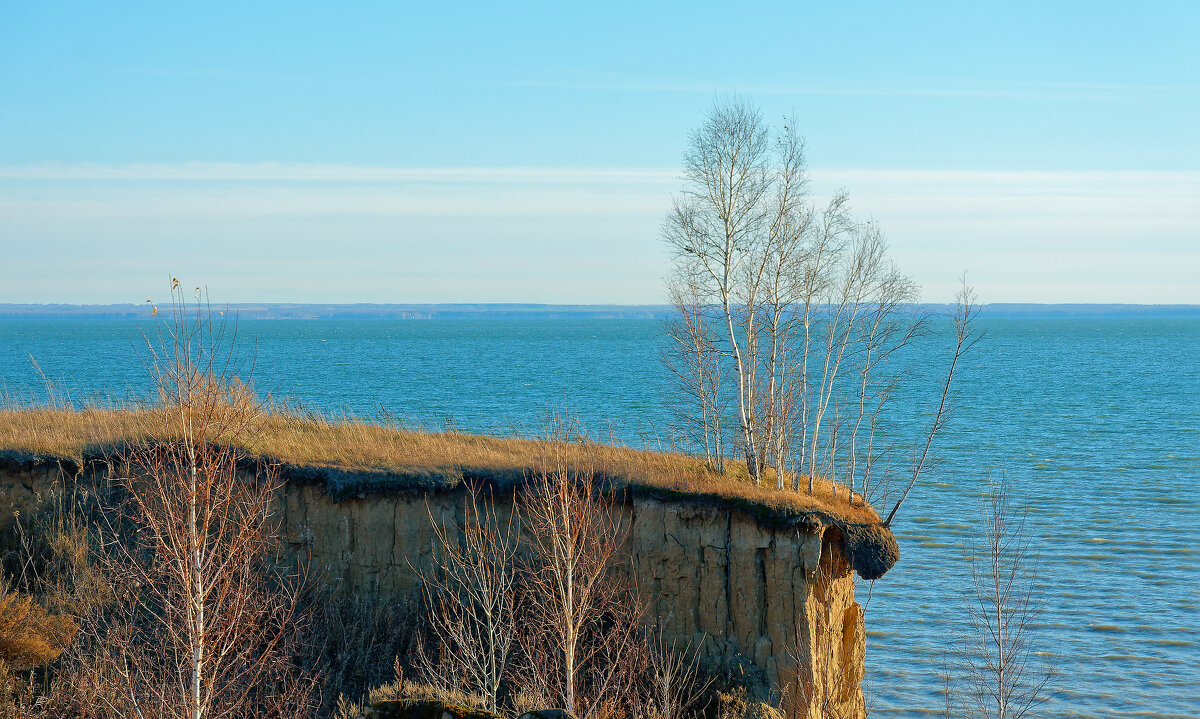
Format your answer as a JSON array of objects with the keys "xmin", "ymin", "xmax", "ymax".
[{"xmin": 0, "ymin": 407, "xmax": 883, "ymax": 527}]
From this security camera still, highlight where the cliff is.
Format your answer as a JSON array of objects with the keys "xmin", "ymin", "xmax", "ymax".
[{"xmin": 0, "ymin": 428, "xmax": 898, "ymax": 718}]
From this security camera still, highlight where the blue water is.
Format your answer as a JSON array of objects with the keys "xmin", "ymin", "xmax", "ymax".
[{"xmin": 1, "ymin": 317, "xmax": 1197, "ymax": 718}]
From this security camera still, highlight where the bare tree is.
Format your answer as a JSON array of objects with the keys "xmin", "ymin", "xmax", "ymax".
[
  {"xmin": 955, "ymin": 473, "xmax": 1055, "ymax": 719},
  {"xmin": 664, "ymin": 100, "xmax": 958, "ymax": 505},
  {"xmin": 752, "ymin": 120, "xmax": 811, "ymax": 488},
  {"xmin": 663, "ymin": 271, "xmax": 725, "ymax": 472},
  {"xmin": 418, "ymin": 483, "xmax": 519, "ymax": 714},
  {"xmin": 663, "ymin": 98, "xmax": 779, "ymax": 484},
  {"xmin": 640, "ymin": 634, "xmax": 710, "ymax": 719},
  {"xmin": 86, "ymin": 281, "xmax": 313, "ymax": 719},
  {"xmin": 883, "ymin": 277, "xmax": 981, "ymax": 527},
  {"xmin": 842, "ymin": 234, "xmax": 924, "ymax": 506},
  {"xmin": 791, "ymin": 191, "xmax": 851, "ymax": 492},
  {"xmin": 936, "ymin": 661, "xmax": 954, "ymax": 719},
  {"xmin": 802, "ymin": 220, "xmax": 911, "ymax": 495},
  {"xmin": 519, "ymin": 462, "xmax": 641, "ymax": 718}
]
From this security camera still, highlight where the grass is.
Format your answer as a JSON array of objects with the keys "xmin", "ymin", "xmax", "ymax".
[{"xmin": 0, "ymin": 405, "xmax": 883, "ymax": 527}]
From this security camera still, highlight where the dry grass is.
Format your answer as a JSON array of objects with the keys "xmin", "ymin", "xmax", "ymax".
[
  {"xmin": 0, "ymin": 585, "xmax": 78, "ymax": 669},
  {"xmin": 0, "ymin": 407, "xmax": 881, "ymax": 527}
]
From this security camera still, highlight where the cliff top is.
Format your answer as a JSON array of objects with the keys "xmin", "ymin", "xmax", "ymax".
[{"xmin": 0, "ymin": 407, "xmax": 898, "ymax": 577}]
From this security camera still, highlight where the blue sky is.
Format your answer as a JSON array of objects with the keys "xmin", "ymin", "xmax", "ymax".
[{"xmin": 1, "ymin": 1, "xmax": 1197, "ymax": 303}]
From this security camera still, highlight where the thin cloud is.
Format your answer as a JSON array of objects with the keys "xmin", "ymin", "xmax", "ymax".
[
  {"xmin": 0, "ymin": 163, "xmax": 679, "ymax": 184},
  {"xmin": 2, "ymin": 165, "xmax": 1197, "ymax": 224},
  {"xmin": 5, "ymin": 163, "xmax": 1199, "ymax": 191},
  {"xmin": 2, "ymin": 163, "xmax": 1196, "ymax": 304}
]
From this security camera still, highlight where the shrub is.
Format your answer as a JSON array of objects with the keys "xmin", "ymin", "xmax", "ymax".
[{"xmin": 0, "ymin": 586, "xmax": 76, "ymax": 669}]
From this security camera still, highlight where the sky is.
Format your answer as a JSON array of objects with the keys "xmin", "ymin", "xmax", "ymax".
[{"xmin": 1, "ymin": 1, "xmax": 1197, "ymax": 305}]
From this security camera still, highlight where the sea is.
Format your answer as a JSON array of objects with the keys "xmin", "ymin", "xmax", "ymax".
[{"xmin": 1, "ymin": 315, "xmax": 1197, "ymax": 719}]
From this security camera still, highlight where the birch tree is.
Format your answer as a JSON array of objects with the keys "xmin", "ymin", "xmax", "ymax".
[
  {"xmin": 419, "ymin": 484, "xmax": 519, "ymax": 714},
  {"xmin": 883, "ymin": 278, "xmax": 981, "ymax": 527},
  {"xmin": 88, "ymin": 281, "xmax": 313, "ymax": 719},
  {"xmin": 663, "ymin": 99, "xmax": 806, "ymax": 484},
  {"xmin": 844, "ymin": 256, "xmax": 923, "ymax": 505},
  {"xmin": 955, "ymin": 474, "xmax": 1055, "ymax": 719},
  {"xmin": 520, "ymin": 464, "xmax": 640, "ymax": 718},
  {"xmin": 664, "ymin": 100, "xmax": 976, "ymax": 514},
  {"xmin": 754, "ymin": 120, "xmax": 811, "ymax": 487},
  {"xmin": 663, "ymin": 271, "xmax": 726, "ymax": 472}
]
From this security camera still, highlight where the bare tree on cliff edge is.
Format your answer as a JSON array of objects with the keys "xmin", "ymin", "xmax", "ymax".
[
  {"xmin": 662, "ymin": 98, "xmax": 806, "ymax": 486},
  {"xmin": 663, "ymin": 98, "xmax": 974, "ymax": 504}
]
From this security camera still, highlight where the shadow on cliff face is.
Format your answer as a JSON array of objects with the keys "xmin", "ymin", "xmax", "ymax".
[
  {"xmin": 278, "ymin": 461, "xmax": 903, "ymax": 581},
  {"xmin": 274, "ymin": 458, "xmax": 904, "ymax": 582},
  {"xmin": 0, "ymin": 447, "xmax": 902, "ymax": 582}
]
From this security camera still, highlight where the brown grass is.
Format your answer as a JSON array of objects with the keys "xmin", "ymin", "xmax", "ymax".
[
  {"xmin": 0, "ymin": 407, "xmax": 881, "ymax": 526},
  {"xmin": 0, "ymin": 585, "xmax": 78, "ymax": 668}
]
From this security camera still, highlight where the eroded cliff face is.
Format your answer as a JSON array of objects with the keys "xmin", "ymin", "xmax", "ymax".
[
  {"xmin": 0, "ymin": 453, "xmax": 62, "ymax": 535},
  {"xmin": 0, "ymin": 454, "xmax": 876, "ymax": 719}
]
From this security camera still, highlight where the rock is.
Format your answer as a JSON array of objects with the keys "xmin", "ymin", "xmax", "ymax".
[{"xmin": 362, "ymin": 699, "xmax": 501, "ymax": 719}]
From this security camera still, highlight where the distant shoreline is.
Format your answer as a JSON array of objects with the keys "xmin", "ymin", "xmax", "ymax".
[{"xmin": 1, "ymin": 302, "xmax": 1198, "ymax": 320}]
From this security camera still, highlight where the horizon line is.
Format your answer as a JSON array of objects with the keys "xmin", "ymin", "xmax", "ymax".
[
  {"xmin": 3, "ymin": 301, "xmax": 1198, "ymax": 316},
  {"xmin": 3, "ymin": 301, "xmax": 1200, "ymax": 307},
  {"xmin": 3, "ymin": 162, "xmax": 1199, "ymax": 183}
]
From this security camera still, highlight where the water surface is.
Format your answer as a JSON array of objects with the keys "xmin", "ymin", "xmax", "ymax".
[{"xmin": 1, "ymin": 317, "xmax": 1196, "ymax": 718}]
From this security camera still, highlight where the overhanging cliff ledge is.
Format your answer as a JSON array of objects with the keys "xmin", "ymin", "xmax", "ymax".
[{"xmin": 0, "ymin": 407, "xmax": 899, "ymax": 581}]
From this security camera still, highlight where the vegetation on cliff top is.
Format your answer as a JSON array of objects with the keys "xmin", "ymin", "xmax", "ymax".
[{"xmin": 0, "ymin": 404, "xmax": 883, "ymax": 529}]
